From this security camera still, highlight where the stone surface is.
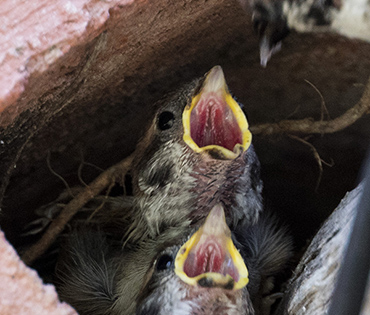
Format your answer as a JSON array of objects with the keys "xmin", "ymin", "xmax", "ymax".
[
  {"xmin": 0, "ymin": 0, "xmax": 134, "ymax": 119},
  {"xmin": 0, "ymin": 230, "xmax": 76, "ymax": 315}
]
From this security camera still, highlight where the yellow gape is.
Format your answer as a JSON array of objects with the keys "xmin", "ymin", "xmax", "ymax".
[
  {"xmin": 175, "ymin": 204, "xmax": 249, "ymax": 290},
  {"xmin": 183, "ymin": 66, "xmax": 252, "ymax": 160}
]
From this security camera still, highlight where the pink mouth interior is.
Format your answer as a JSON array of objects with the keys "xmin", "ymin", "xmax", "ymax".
[
  {"xmin": 183, "ymin": 236, "xmax": 239, "ymax": 282},
  {"xmin": 190, "ymin": 92, "xmax": 242, "ymax": 151}
]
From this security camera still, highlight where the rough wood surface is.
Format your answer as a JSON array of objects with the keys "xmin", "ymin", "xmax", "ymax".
[{"xmin": 276, "ymin": 184, "xmax": 367, "ymax": 314}]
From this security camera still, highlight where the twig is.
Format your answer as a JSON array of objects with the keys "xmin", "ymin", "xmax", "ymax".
[
  {"xmin": 46, "ymin": 151, "xmax": 75, "ymax": 199},
  {"xmin": 21, "ymin": 153, "xmax": 135, "ymax": 265},
  {"xmin": 251, "ymin": 77, "xmax": 370, "ymax": 135},
  {"xmin": 77, "ymin": 151, "xmax": 89, "ymax": 188},
  {"xmin": 81, "ymin": 161, "xmax": 105, "ymax": 172},
  {"xmin": 304, "ymin": 79, "xmax": 330, "ymax": 121},
  {"xmin": 285, "ymin": 104, "xmax": 301, "ymax": 120},
  {"xmin": 87, "ymin": 181, "xmax": 115, "ymax": 222},
  {"xmin": 288, "ymin": 135, "xmax": 332, "ymax": 191}
]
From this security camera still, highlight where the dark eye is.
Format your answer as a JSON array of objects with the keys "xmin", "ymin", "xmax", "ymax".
[
  {"xmin": 156, "ymin": 254, "xmax": 174, "ymax": 271},
  {"xmin": 157, "ymin": 111, "xmax": 175, "ymax": 130}
]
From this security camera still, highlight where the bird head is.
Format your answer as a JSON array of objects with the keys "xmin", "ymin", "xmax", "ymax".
[
  {"xmin": 134, "ymin": 65, "xmax": 252, "ymax": 165},
  {"xmin": 136, "ymin": 204, "xmax": 254, "ymax": 314}
]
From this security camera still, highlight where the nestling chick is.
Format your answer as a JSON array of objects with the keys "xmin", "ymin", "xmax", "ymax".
[
  {"xmin": 137, "ymin": 204, "xmax": 292, "ymax": 315},
  {"xmin": 56, "ymin": 204, "xmax": 292, "ymax": 315},
  {"xmin": 22, "ymin": 66, "xmax": 262, "ymax": 279},
  {"xmin": 24, "ymin": 66, "xmax": 262, "ymax": 248},
  {"xmin": 121, "ymin": 66, "xmax": 263, "ymax": 243}
]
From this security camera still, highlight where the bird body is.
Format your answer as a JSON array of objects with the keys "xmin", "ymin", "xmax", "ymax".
[
  {"xmin": 137, "ymin": 205, "xmax": 292, "ymax": 315},
  {"xmin": 56, "ymin": 205, "xmax": 292, "ymax": 315}
]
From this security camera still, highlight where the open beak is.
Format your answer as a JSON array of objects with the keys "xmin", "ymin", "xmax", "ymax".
[
  {"xmin": 182, "ymin": 66, "xmax": 252, "ymax": 160},
  {"xmin": 174, "ymin": 204, "xmax": 249, "ymax": 290}
]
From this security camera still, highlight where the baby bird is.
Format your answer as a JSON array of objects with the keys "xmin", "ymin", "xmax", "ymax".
[
  {"xmin": 25, "ymin": 66, "xmax": 262, "ymax": 248},
  {"xmin": 120, "ymin": 65, "xmax": 264, "ymax": 243},
  {"xmin": 56, "ymin": 204, "xmax": 292, "ymax": 315},
  {"xmin": 137, "ymin": 204, "xmax": 292, "ymax": 315}
]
